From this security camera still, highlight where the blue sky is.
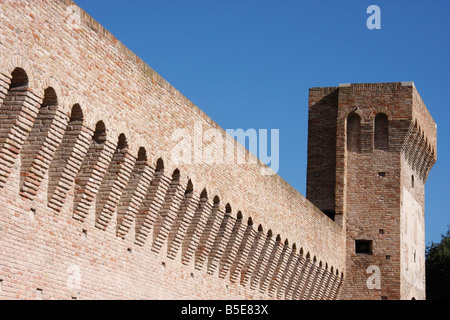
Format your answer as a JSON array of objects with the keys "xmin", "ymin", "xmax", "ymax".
[{"xmin": 74, "ymin": 0, "xmax": 450, "ymax": 245}]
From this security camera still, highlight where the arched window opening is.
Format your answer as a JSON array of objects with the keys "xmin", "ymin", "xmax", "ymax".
[
  {"xmin": 347, "ymin": 113, "xmax": 361, "ymax": 152},
  {"xmin": 172, "ymin": 169, "xmax": 180, "ymax": 181},
  {"xmin": 137, "ymin": 147, "xmax": 147, "ymax": 162},
  {"xmin": 10, "ymin": 68, "xmax": 28, "ymax": 89},
  {"xmin": 199, "ymin": 188, "xmax": 208, "ymax": 200},
  {"xmin": 92, "ymin": 121, "xmax": 107, "ymax": 144},
  {"xmin": 184, "ymin": 180, "xmax": 193, "ymax": 196},
  {"xmin": 155, "ymin": 158, "xmax": 164, "ymax": 173},
  {"xmin": 70, "ymin": 104, "xmax": 83, "ymax": 123},
  {"xmin": 41, "ymin": 87, "xmax": 58, "ymax": 108},
  {"xmin": 374, "ymin": 113, "xmax": 389, "ymax": 150},
  {"xmin": 117, "ymin": 133, "xmax": 128, "ymax": 151}
]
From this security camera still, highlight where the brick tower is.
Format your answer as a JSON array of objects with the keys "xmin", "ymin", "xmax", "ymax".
[{"xmin": 307, "ymin": 82, "xmax": 437, "ymax": 300}]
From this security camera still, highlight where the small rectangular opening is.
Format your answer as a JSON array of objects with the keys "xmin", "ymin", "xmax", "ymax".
[
  {"xmin": 355, "ymin": 240, "xmax": 373, "ymax": 254},
  {"xmin": 378, "ymin": 172, "xmax": 386, "ymax": 177}
]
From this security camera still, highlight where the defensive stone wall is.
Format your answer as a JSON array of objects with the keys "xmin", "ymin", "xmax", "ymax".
[{"xmin": 0, "ymin": 0, "xmax": 344, "ymax": 300}]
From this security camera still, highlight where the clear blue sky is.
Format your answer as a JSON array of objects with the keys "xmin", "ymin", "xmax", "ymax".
[{"xmin": 74, "ymin": 0, "xmax": 450, "ymax": 245}]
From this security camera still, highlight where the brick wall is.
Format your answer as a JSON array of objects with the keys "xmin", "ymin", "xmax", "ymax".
[
  {"xmin": 306, "ymin": 87, "xmax": 338, "ymax": 217},
  {"xmin": 307, "ymin": 83, "xmax": 436, "ymax": 300},
  {"xmin": 0, "ymin": 0, "xmax": 345, "ymax": 300}
]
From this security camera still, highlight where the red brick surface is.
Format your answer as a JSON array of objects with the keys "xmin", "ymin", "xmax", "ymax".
[
  {"xmin": 307, "ymin": 83, "xmax": 436, "ymax": 300},
  {"xmin": 0, "ymin": 0, "xmax": 345, "ymax": 300},
  {"xmin": 0, "ymin": 1, "xmax": 436, "ymax": 300}
]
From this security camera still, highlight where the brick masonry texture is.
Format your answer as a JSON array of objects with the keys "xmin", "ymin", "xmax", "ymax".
[
  {"xmin": 307, "ymin": 83, "xmax": 436, "ymax": 300},
  {"xmin": 0, "ymin": 0, "xmax": 344, "ymax": 300},
  {"xmin": 0, "ymin": 1, "xmax": 436, "ymax": 300}
]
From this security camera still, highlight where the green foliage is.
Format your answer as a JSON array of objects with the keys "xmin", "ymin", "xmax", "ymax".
[{"xmin": 426, "ymin": 226, "xmax": 450, "ymax": 300}]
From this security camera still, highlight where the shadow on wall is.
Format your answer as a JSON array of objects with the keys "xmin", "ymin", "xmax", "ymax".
[{"xmin": 0, "ymin": 67, "xmax": 344, "ymax": 300}]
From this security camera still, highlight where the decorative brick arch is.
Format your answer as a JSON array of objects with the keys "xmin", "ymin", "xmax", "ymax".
[
  {"xmin": 59, "ymin": 94, "xmax": 90, "ymax": 127},
  {"xmin": 112, "ymin": 121, "xmax": 133, "ymax": 148},
  {"xmin": 1, "ymin": 55, "xmax": 37, "ymax": 91},
  {"xmin": 35, "ymin": 78, "xmax": 70, "ymax": 114}
]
